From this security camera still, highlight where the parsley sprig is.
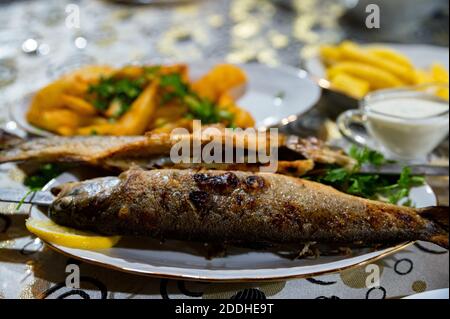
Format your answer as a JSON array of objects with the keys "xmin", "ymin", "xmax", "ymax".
[
  {"xmin": 308, "ymin": 146, "xmax": 425, "ymax": 205},
  {"xmin": 16, "ymin": 164, "xmax": 62, "ymax": 210},
  {"xmin": 159, "ymin": 73, "xmax": 235, "ymax": 126}
]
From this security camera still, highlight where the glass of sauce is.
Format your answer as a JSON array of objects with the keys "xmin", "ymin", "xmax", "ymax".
[{"xmin": 337, "ymin": 84, "xmax": 449, "ymax": 161}]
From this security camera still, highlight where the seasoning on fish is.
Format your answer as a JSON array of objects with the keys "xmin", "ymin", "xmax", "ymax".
[{"xmin": 49, "ymin": 168, "xmax": 448, "ymax": 248}]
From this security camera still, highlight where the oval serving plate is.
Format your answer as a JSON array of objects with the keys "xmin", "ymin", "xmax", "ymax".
[
  {"xmin": 29, "ymin": 170, "xmax": 437, "ymax": 282},
  {"xmin": 10, "ymin": 62, "xmax": 321, "ymax": 137}
]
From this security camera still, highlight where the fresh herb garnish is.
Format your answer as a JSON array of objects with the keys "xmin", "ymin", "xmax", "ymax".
[
  {"xmin": 159, "ymin": 73, "xmax": 235, "ymax": 126},
  {"xmin": 88, "ymin": 76, "xmax": 147, "ymax": 116},
  {"xmin": 307, "ymin": 146, "xmax": 425, "ymax": 206},
  {"xmin": 16, "ymin": 164, "xmax": 62, "ymax": 210}
]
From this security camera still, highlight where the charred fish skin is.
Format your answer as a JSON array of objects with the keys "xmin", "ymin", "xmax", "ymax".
[{"xmin": 49, "ymin": 169, "xmax": 448, "ymax": 248}]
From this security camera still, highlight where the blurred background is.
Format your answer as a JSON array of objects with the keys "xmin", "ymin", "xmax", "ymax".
[{"xmin": 0, "ymin": 0, "xmax": 449, "ymax": 136}]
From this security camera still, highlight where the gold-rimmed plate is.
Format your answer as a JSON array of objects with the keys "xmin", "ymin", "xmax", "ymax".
[{"xmin": 28, "ymin": 169, "xmax": 437, "ymax": 282}]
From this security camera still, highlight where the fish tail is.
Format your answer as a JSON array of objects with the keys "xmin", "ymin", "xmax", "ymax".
[{"xmin": 418, "ymin": 206, "xmax": 449, "ymax": 249}]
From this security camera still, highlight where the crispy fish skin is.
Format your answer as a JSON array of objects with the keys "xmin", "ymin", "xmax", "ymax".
[
  {"xmin": 49, "ymin": 169, "xmax": 448, "ymax": 248},
  {"xmin": 0, "ymin": 131, "xmax": 354, "ymax": 170},
  {"xmin": 0, "ymin": 134, "xmax": 176, "ymax": 164}
]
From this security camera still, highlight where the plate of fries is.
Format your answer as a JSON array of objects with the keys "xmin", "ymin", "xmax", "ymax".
[
  {"xmin": 11, "ymin": 62, "xmax": 321, "ymax": 136},
  {"xmin": 305, "ymin": 41, "xmax": 449, "ymax": 101}
]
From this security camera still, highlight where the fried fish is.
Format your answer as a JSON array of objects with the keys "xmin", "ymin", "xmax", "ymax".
[
  {"xmin": 0, "ymin": 129, "xmax": 354, "ymax": 176},
  {"xmin": 49, "ymin": 168, "xmax": 448, "ymax": 248}
]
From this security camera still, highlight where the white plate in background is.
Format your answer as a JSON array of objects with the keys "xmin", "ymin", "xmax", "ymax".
[{"xmin": 10, "ymin": 62, "xmax": 321, "ymax": 136}]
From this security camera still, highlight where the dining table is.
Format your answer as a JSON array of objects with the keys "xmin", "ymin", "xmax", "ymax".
[{"xmin": 0, "ymin": 0, "xmax": 448, "ymax": 299}]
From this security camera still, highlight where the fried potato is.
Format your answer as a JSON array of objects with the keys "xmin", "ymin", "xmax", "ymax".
[
  {"xmin": 368, "ymin": 47, "xmax": 414, "ymax": 69},
  {"xmin": 78, "ymin": 81, "xmax": 159, "ymax": 135},
  {"xmin": 327, "ymin": 62, "xmax": 404, "ymax": 90},
  {"xmin": 339, "ymin": 41, "xmax": 414, "ymax": 84},
  {"xmin": 29, "ymin": 109, "xmax": 86, "ymax": 136},
  {"xmin": 330, "ymin": 73, "xmax": 370, "ymax": 99},
  {"xmin": 431, "ymin": 63, "xmax": 449, "ymax": 84},
  {"xmin": 28, "ymin": 63, "xmax": 255, "ymax": 136},
  {"xmin": 65, "ymin": 65, "xmax": 115, "ymax": 84},
  {"xmin": 218, "ymin": 93, "xmax": 255, "ymax": 128},
  {"xmin": 116, "ymin": 81, "xmax": 159, "ymax": 134},
  {"xmin": 61, "ymin": 94, "xmax": 97, "ymax": 116},
  {"xmin": 319, "ymin": 41, "xmax": 449, "ymax": 99},
  {"xmin": 320, "ymin": 45, "xmax": 342, "ymax": 66},
  {"xmin": 192, "ymin": 64, "xmax": 247, "ymax": 102}
]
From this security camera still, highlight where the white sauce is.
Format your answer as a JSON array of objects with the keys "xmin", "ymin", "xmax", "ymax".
[
  {"xmin": 369, "ymin": 98, "xmax": 448, "ymax": 119},
  {"xmin": 365, "ymin": 97, "xmax": 449, "ymax": 159}
]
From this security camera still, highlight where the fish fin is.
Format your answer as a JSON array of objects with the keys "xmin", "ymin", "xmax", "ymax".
[
  {"xmin": 418, "ymin": 206, "xmax": 449, "ymax": 249},
  {"xmin": 0, "ymin": 129, "xmax": 24, "ymax": 151}
]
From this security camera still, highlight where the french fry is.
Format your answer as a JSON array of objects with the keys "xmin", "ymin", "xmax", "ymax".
[
  {"xmin": 339, "ymin": 41, "xmax": 413, "ymax": 84},
  {"xmin": 61, "ymin": 94, "xmax": 97, "ymax": 116},
  {"xmin": 436, "ymin": 88, "xmax": 449, "ymax": 101},
  {"xmin": 218, "ymin": 93, "xmax": 255, "ymax": 128},
  {"xmin": 192, "ymin": 64, "xmax": 247, "ymax": 102},
  {"xmin": 66, "ymin": 65, "xmax": 115, "ymax": 83},
  {"xmin": 29, "ymin": 63, "xmax": 255, "ymax": 136},
  {"xmin": 327, "ymin": 62, "xmax": 404, "ymax": 89},
  {"xmin": 29, "ymin": 109, "xmax": 86, "ymax": 135},
  {"xmin": 413, "ymin": 69, "xmax": 433, "ymax": 85},
  {"xmin": 56, "ymin": 126, "xmax": 76, "ymax": 136},
  {"xmin": 431, "ymin": 63, "xmax": 449, "ymax": 84},
  {"xmin": 368, "ymin": 47, "xmax": 414, "ymax": 69},
  {"xmin": 431, "ymin": 64, "xmax": 450, "ymax": 100},
  {"xmin": 330, "ymin": 73, "xmax": 370, "ymax": 99},
  {"xmin": 116, "ymin": 81, "xmax": 158, "ymax": 134},
  {"xmin": 77, "ymin": 124, "xmax": 115, "ymax": 136},
  {"xmin": 320, "ymin": 45, "xmax": 342, "ymax": 66}
]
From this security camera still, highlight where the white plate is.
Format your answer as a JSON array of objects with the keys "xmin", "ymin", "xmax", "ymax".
[
  {"xmin": 403, "ymin": 288, "xmax": 449, "ymax": 299},
  {"xmin": 29, "ymin": 171, "xmax": 437, "ymax": 282},
  {"xmin": 10, "ymin": 63, "xmax": 321, "ymax": 136},
  {"xmin": 305, "ymin": 43, "xmax": 449, "ymax": 85}
]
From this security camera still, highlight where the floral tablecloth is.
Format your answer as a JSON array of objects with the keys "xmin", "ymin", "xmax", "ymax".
[{"xmin": 0, "ymin": 0, "xmax": 448, "ymax": 299}]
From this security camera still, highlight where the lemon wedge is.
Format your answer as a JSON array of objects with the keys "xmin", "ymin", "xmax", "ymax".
[{"xmin": 26, "ymin": 219, "xmax": 121, "ymax": 250}]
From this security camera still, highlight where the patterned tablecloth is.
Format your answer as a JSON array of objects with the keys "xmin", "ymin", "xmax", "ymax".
[{"xmin": 0, "ymin": 0, "xmax": 448, "ymax": 299}]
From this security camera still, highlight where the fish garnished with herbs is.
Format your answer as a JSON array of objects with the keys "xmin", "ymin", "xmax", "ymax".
[{"xmin": 49, "ymin": 168, "xmax": 448, "ymax": 248}]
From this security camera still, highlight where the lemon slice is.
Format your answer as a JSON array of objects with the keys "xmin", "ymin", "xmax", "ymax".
[{"xmin": 26, "ymin": 219, "xmax": 121, "ymax": 250}]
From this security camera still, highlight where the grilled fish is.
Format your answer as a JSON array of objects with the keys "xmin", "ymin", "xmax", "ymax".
[
  {"xmin": 0, "ymin": 129, "xmax": 353, "ymax": 175},
  {"xmin": 49, "ymin": 168, "xmax": 448, "ymax": 248}
]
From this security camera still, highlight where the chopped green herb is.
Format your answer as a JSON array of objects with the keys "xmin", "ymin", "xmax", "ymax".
[
  {"xmin": 306, "ymin": 146, "xmax": 425, "ymax": 206},
  {"xmin": 349, "ymin": 144, "xmax": 387, "ymax": 168},
  {"xmin": 88, "ymin": 76, "xmax": 147, "ymax": 116},
  {"xmin": 17, "ymin": 164, "xmax": 62, "ymax": 210},
  {"xmin": 159, "ymin": 72, "xmax": 235, "ymax": 126},
  {"xmin": 16, "ymin": 189, "xmax": 35, "ymax": 211},
  {"xmin": 144, "ymin": 66, "xmax": 161, "ymax": 75},
  {"xmin": 24, "ymin": 163, "xmax": 62, "ymax": 190}
]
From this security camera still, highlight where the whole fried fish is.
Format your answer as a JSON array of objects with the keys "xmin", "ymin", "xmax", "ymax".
[
  {"xmin": 0, "ymin": 129, "xmax": 353, "ymax": 175},
  {"xmin": 49, "ymin": 168, "xmax": 448, "ymax": 248}
]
